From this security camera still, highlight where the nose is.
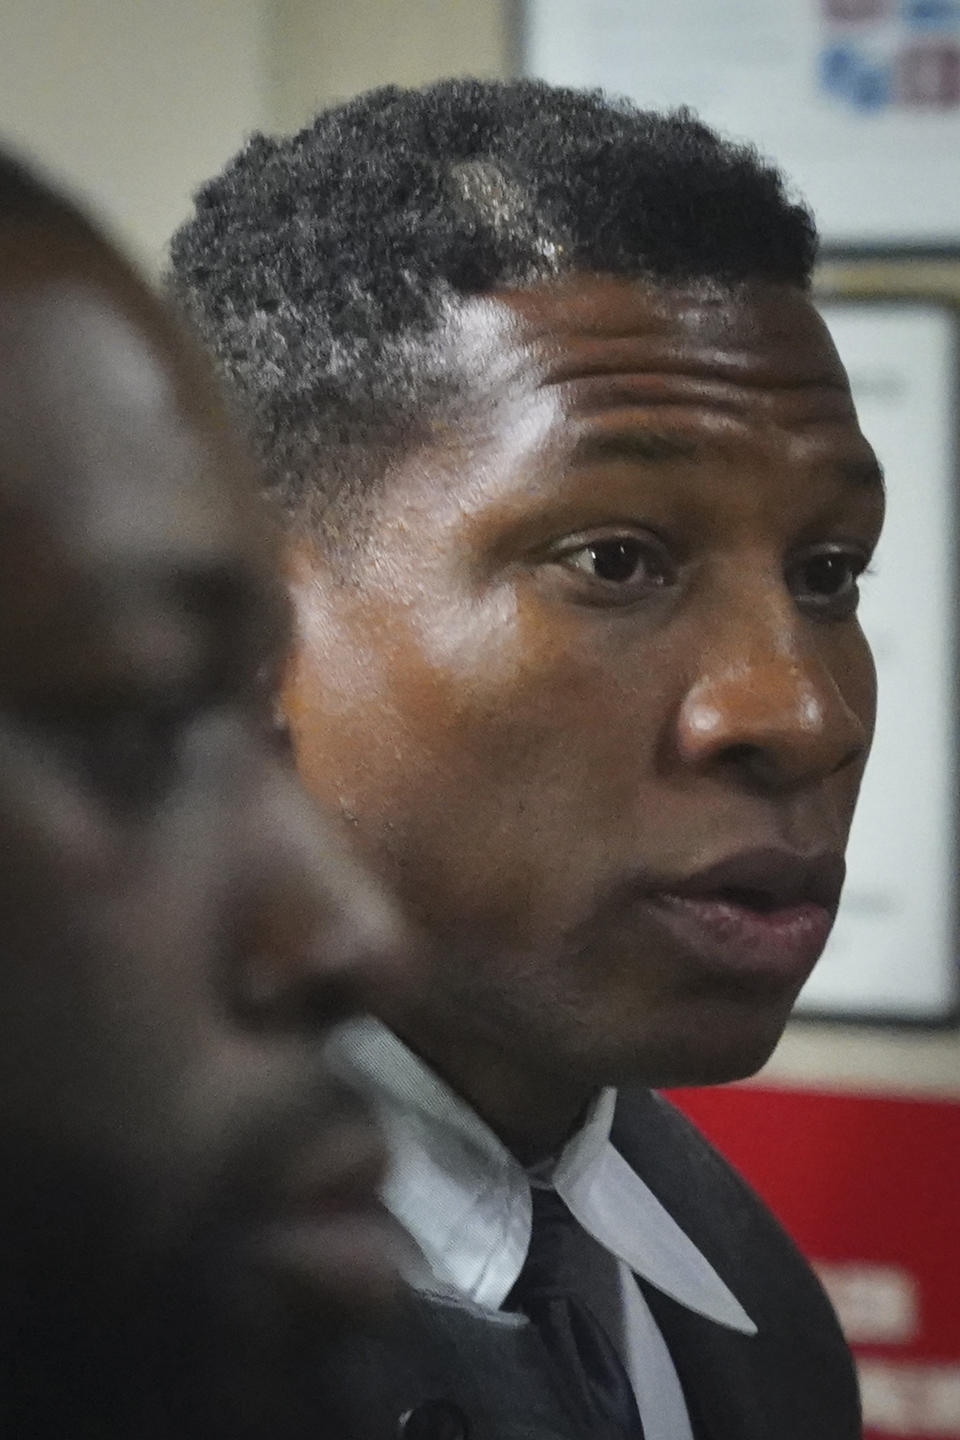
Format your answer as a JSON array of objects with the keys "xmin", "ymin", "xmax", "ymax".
[
  {"xmin": 674, "ymin": 602, "xmax": 869, "ymax": 795},
  {"xmin": 231, "ymin": 753, "xmax": 417, "ymax": 1029}
]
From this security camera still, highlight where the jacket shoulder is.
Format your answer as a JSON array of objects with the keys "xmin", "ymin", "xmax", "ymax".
[
  {"xmin": 612, "ymin": 1088, "xmax": 861, "ymax": 1439},
  {"xmin": 611, "ymin": 1087, "xmax": 830, "ymax": 1313}
]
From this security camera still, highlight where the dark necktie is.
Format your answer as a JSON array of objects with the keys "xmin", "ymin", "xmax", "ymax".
[{"xmin": 506, "ymin": 1186, "xmax": 646, "ymax": 1439}]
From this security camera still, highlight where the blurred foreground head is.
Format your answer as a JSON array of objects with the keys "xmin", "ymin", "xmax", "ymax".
[{"xmin": 0, "ymin": 152, "xmax": 412, "ymax": 1438}]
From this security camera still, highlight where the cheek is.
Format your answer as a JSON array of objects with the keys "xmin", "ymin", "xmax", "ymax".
[
  {"xmin": 286, "ymin": 602, "xmax": 674, "ymax": 947},
  {"xmin": 302, "ymin": 605, "xmax": 658, "ymax": 807}
]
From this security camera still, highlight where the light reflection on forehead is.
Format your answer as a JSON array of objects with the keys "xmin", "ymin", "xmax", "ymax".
[
  {"xmin": 402, "ymin": 293, "xmax": 566, "ymax": 506},
  {"xmin": 490, "ymin": 276, "xmax": 853, "ymax": 392}
]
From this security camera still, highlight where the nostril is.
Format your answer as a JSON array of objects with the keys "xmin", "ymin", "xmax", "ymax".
[
  {"xmin": 720, "ymin": 742, "xmax": 761, "ymax": 768},
  {"xmin": 715, "ymin": 741, "xmax": 794, "ymax": 795}
]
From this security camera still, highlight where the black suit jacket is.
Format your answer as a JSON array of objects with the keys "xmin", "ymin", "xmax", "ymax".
[{"xmin": 318, "ymin": 1089, "xmax": 860, "ymax": 1440}]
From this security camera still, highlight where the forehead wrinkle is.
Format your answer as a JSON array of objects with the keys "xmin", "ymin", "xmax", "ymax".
[
  {"xmin": 539, "ymin": 327, "xmax": 851, "ymax": 387},
  {"xmin": 546, "ymin": 353, "xmax": 851, "ymax": 397},
  {"xmin": 568, "ymin": 428, "xmax": 699, "ymax": 467},
  {"xmin": 553, "ymin": 374, "xmax": 859, "ymax": 428},
  {"xmin": 554, "ymin": 404, "xmax": 880, "ymax": 497}
]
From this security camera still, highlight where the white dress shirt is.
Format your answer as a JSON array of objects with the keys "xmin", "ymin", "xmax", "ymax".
[{"xmin": 328, "ymin": 1018, "xmax": 756, "ymax": 1440}]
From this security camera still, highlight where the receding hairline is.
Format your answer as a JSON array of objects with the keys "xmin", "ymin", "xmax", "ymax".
[
  {"xmin": 168, "ymin": 79, "xmax": 819, "ymax": 542},
  {"xmin": 282, "ymin": 270, "xmax": 846, "ymax": 571}
]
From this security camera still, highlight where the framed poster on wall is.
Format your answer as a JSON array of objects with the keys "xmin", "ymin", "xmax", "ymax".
[
  {"xmin": 794, "ymin": 297, "xmax": 957, "ymax": 1021},
  {"xmin": 522, "ymin": 0, "xmax": 960, "ymax": 244}
]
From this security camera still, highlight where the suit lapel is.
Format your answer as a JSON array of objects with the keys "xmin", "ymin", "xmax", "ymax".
[
  {"xmin": 610, "ymin": 1091, "xmax": 771, "ymax": 1440},
  {"xmin": 638, "ymin": 1278, "xmax": 767, "ymax": 1440}
]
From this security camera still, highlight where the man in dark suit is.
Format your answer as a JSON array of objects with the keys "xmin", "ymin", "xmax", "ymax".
[
  {"xmin": 0, "ymin": 150, "xmax": 415, "ymax": 1439},
  {"xmin": 170, "ymin": 80, "xmax": 885, "ymax": 1438}
]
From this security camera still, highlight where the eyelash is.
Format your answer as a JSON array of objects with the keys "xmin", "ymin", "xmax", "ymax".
[
  {"xmin": 558, "ymin": 534, "xmax": 673, "ymax": 596},
  {"xmin": 549, "ymin": 531, "xmax": 876, "ymax": 617}
]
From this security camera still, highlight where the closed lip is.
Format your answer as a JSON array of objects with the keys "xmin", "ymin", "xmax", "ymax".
[
  {"xmin": 645, "ymin": 846, "xmax": 846, "ymax": 914},
  {"xmin": 634, "ymin": 846, "xmax": 846, "ymax": 986}
]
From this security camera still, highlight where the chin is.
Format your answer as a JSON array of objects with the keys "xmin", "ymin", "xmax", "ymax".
[{"xmin": 611, "ymin": 988, "xmax": 795, "ymax": 1091}]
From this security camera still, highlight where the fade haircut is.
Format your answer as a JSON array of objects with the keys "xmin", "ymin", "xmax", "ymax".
[{"xmin": 169, "ymin": 78, "xmax": 818, "ymax": 534}]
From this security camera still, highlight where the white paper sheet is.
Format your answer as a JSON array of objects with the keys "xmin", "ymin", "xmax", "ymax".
[
  {"xmin": 524, "ymin": 0, "xmax": 960, "ymax": 243},
  {"xmin": 796, "ymin": 301, "xmax": 957, "ymax": 1018}
]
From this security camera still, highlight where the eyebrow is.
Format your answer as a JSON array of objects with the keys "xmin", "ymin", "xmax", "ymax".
[
  {"xmin": 572, "ymin": 431, "xmax": 886, "ymax": 491},
  {"xmin": 569, "ymin": 430, "xmax": 700, "ymax": 467}
]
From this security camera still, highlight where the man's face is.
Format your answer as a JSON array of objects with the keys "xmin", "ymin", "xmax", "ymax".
[
  {"xmin": 286, "ymin": 277, "xmax": 884, "ymax": 1107},
  {"xmin": 0, "ymin": 220, "xmax": 411, "ymax": 1409}
]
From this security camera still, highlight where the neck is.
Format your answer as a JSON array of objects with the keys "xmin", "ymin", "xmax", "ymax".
[{"xmin": 390, "ymin": 1015, "xmax": 597, "ymax": 1165}]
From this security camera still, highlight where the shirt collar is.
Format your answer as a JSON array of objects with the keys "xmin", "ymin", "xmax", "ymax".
[{"xmin": 327, "ymin": 1017, "xmax": 755, "ymax": 1335}]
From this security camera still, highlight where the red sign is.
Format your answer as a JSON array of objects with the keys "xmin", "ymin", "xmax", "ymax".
[{"xmin": 667, "ymin": 1085, "xmax": 960, "ymax": 1439}]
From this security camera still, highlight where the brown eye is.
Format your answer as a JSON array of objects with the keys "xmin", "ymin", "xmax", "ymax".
[
  {"xmin": 582, "ymin": 539, "xmax": 645, "ymax": 582},
  {"xmin": 788, "ymin": 546, "xmax": 869, "ymax": 618},
  {"xmin": 561, "ymin": 535, "xmax": 673, "ymax": 595}
]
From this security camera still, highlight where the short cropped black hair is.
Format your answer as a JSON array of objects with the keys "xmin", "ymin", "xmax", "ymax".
[{"xmin": 169, "ymin": 78, "xmax": 818, "ymax": 531}]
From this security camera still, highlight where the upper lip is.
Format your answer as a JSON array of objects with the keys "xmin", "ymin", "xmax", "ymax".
[{"xmin": 648, "ymin": 847, "xmax": 846, "ymax": 913}]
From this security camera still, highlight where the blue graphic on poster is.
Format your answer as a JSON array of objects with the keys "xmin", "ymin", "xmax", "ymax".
[{"xmin": 819, "ymin": 0, "xmax": 960, "ymax": 108}]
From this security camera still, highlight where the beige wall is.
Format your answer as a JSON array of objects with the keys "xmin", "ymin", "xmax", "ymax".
[
  {"xmin": 761, "ymin": 1021, "xmax": 960, "ymax": 1098},
  {"xmin": 760, "ymin": 253, "xmax": 960, "ymax": 1101},
  {"xmin": 0, "ymin": 0, "xmax": 514, "ymax": 265},
  {"xmin": 268, "ymin": 0, "xmax": 513, "ymax": 131},
  {"xmin": 0, "ymin": 0, "xmax": 269, "ymax": 271}
]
